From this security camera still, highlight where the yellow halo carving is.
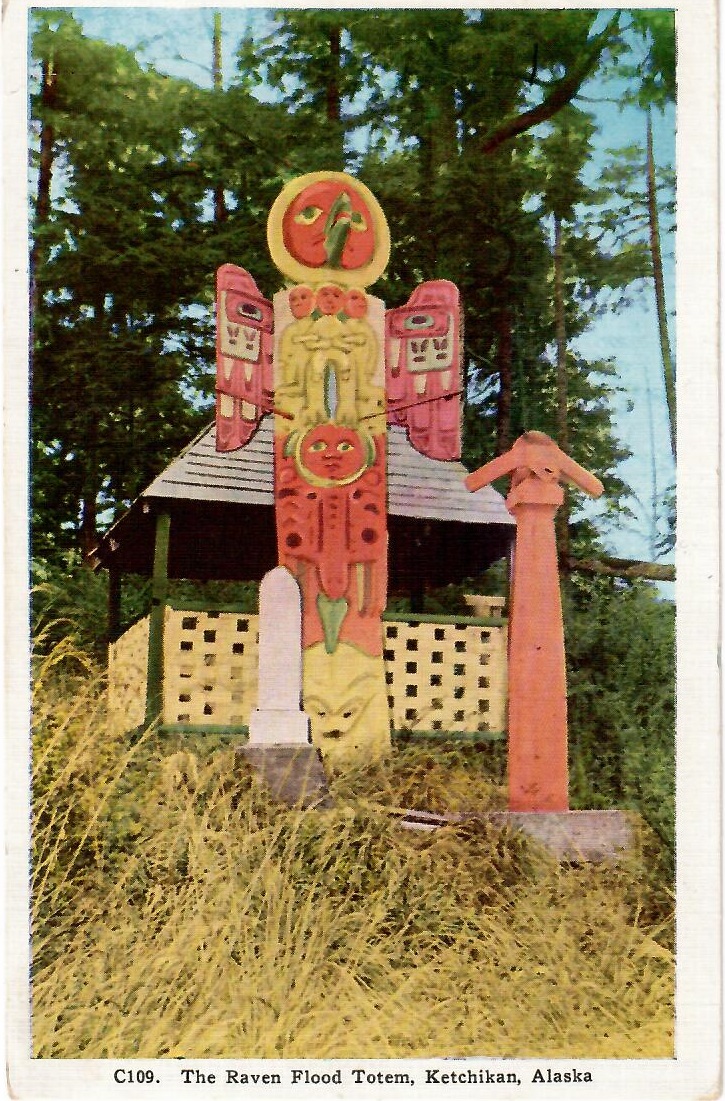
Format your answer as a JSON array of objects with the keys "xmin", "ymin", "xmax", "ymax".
[{"xmin": 267, "ymin": 171, "xmax": 391, "ymax": 289}]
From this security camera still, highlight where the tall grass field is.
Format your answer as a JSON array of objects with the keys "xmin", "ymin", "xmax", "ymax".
[{"xmin": 31, "ymin": 618, "xmax": 674, "ymax": 1060}]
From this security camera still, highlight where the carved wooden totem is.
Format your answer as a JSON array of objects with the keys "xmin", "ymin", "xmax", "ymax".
[
  {"xmin": 466, "ymin": 432, "xmax": 603, "ymax": 811},
  {"xmin": 216, "ymin": 172, "xmax": 462, "ymax": 767}
]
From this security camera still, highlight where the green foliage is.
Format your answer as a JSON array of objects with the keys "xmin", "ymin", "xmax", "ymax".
[
  {"xmin": 564, "ymin": 581, "xmax": 675, "ymax": 872},
  {"xmin": 29, "ymin": 10, "xmax": 295, "ymax": 560},
  {"xmin": 617, "ymin": 12, "xmax": 676, "ymax": 111},
  {"xmin": 30, "ymin": 8, "xmax": 675, "ymax": 565},
  {"xmin": 31, "ymin": 556, "xmax": 150, "ymax": 660}
]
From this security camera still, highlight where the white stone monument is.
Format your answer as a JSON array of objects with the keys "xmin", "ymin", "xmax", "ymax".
[{"xmin": 248, "ymin": 566, "xmax": 311, "ymax": 746}]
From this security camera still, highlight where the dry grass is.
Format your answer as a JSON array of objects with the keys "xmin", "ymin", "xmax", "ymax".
[{"xmin": 30, "ymin": 643, "xmax": 674, "ymax": 1060}]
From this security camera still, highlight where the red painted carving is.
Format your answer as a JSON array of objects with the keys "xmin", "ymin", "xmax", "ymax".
[
  {"xmin": 275, "ymin": 428, "xmax": 387, "ymax": 655},
  {"xmin": 465, "ymin": 432, "xmax": 604, "ymax": 812},
  {"xmin": 282, "ymin": 179, "xmax": 376, "ymax": 271},
  {"xmin": 385, "ymin": 279, "xmax": 462, "ymax": 461},
  {"xmin": 215, "ymin": 264, "xmax": 274, "ymax": 451}
]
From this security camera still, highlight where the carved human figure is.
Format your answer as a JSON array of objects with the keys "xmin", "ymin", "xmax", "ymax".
[{"xmin": 303, "ymin": 642, "xmax": 389, "ymax": 766}]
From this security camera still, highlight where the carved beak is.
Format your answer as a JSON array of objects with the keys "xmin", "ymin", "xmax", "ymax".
[{"xmin": 324, "ymin": 192, "xmax": 353, "ymax": 266}]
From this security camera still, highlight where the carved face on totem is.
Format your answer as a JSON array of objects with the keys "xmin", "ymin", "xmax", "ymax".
[
  {"xmin": 303, "ymin": 643, "xmax": 390, "ymax": 765},
  {"xmin": 282, "ymin": 180, "xmax": 376, "ymax": 271},
  {"xmin": 295, "ymin": 424, "xmax": 372, "ymax": 485},
  {"xmin": 316, "ymin": 283, "xmax": 345, "ymax": 316},
  {"xmin": 344, "ymin": 287, "xmax": 368, "ymax": 319},
  {"xmin": 288, "ymin": 284, "xmax": 314, "ymax": 319},
  {"xmin": 268, "ymin": 172, "xmax": 390, "ymax": 288}
]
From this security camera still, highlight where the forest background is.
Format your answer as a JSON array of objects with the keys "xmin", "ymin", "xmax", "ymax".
[{"xmin": 29, "ymin": 6, "xmax": 676, "ymax": 572}]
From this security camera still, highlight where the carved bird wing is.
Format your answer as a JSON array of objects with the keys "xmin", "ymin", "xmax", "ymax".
[
  {"xmin": 384, "ymin": 279, "xmax": 463, "ymax": 461},
  {"xmin": 215, "ymin": 264, "xmax": 274, "ymax": 452}
]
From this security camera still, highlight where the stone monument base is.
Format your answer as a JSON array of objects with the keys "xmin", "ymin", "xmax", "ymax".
[
  {"xmin": 486, "ymin": 810, "xmax": 633, "ymax": 862},
  {"xmin": 396, "ymin": 808, "xmax": 632, "ymax": 862},
  {"xmin": 239, "ymin": 744, "xmax": 333, "ymax": 809}
]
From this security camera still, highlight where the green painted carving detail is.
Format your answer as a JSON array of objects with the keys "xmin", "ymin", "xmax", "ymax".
[{"xmin": 317, "ymin": 592, "xmax": 348, "ymax": 653}]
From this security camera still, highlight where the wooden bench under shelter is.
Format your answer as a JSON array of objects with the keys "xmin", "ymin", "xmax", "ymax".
[{"xmin": 91, "ymin": 420, "xmax": 515, "ymax": 741}]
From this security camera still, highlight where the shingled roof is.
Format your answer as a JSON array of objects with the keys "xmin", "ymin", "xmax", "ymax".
[
  {"xmin": 142, "ymin": 420, "xmax": 512, "ymax": 527},
  {"xmin": 93, "ymin": 421, "xmax": 514, "ymax": 588}
]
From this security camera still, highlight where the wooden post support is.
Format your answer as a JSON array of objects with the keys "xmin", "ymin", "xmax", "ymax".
[
  {"xmin": 145, "ymin": 510, "xmax": 171, "ymax": 729},
  {"xmin": 248, "ymin": 566, "xmax": 311, "ymax": 745},
  {"xmin": 466, "ymin": 432, "xmax": 603, "ymax": 812},
  {"xmin": 108, "ymin": 567, "xmax": 121, "ymax": 645}
]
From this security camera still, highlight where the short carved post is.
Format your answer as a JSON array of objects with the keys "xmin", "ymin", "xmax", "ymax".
[
  {"xmin": 466, "ymin": 432, "xmax": 603, "ymax": 812},
  {"xmin": 248, "ymin": 566, "xmax": 311, "ymax": 745}
]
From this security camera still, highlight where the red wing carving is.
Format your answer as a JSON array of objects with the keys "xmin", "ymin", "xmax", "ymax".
[
  {"xmin": 384, "ymin": 279, "xmax": 463, "ymax": 461},
  {"xmin": 215, "ymin": 264, "xmax": 274, "ymax": 452}
]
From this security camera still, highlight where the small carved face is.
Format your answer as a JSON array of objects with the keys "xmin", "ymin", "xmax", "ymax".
[
  {"xmin": 289, "ymin": 284, "xmax": 314, "ymax": 319},
  {"xmin": 316, "ymin": 284, "xmax": 345, "ymax": 316},
  {"xmin": 282, "ymin": 180, "xmax": 375, "ymax": 270},
  {"xmin": 299, "ymin": 424, "xmax": 367, "ymax": 482},
  {"xmin": 344, "ymin": 287, "xmax": 368, "ymax": 319},
  {"xmin": 303, "ymin": 643, "xmax": 390, "ymax": 766},
  {"xmin": 305, "ymin": 688, "xmax": 372, "ymax": 744}
]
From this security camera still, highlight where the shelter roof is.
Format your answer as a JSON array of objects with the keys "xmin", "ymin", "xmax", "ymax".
[
  {"xmin": 142, "ymin": 420, "xmax": 512, "ymax": 527},
  {"xmin": 92, "ymin": 421, "xmax": 514, "ymax": 586}
]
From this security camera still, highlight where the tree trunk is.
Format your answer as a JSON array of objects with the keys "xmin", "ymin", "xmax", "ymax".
[
  {"xmin": 495, "ymin": 299, "xmax": 513, "ymax": 455},
  {"xmin": 326, "ymin": 24, "xmax": 345, "ymax": 168},
  {"xmin": 30, "ymin": 56, "xmax": 58, "ymax": 326},
  {"xmin": 561, "ymin": 555, "xmax": 674, "ymax": 582},
  {"xmin": 646, "ymin": 110, "xmax": 676, "ymax": 459},
  {"xmin": 212, "ymin": 11, "xmax": 227, "ymax": 224},
  {"xmin": 79, "ymin": 489, "xmax": 99, "ymax": 562},
  {"xmin": 553, "ymin": 213, "xmax": 570, "ymax": 558}
]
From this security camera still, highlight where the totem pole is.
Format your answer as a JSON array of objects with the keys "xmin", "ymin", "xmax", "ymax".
[
  {"xmin": 215, "ymin": 172, "xmax": 462, "ymax": 767},
  {"xmin": 466, "ymin": 432, "xmax": 603, "ymax": 811}
]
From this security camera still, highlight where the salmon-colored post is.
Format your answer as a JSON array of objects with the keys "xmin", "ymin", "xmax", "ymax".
[{"xmin": 465, "ymin": 432, "xmax": 603, "ymax": 812}]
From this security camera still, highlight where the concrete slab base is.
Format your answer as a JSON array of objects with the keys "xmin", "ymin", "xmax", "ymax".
[
  {"xmin": 395, "ymin": 808, "xmax": 633, "ymax": 862},
  {"xmin": 486, "ymin": 810, "xmax": 633, "ymax": 862},
  {"xmin": 239, "ymin": 744, "xmax": 334, "ymax": 809}
]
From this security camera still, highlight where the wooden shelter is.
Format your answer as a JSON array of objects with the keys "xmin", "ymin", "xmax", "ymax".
[{"xmin": 93, "ymin": 420, "xmax": 515, "ymax": 739}]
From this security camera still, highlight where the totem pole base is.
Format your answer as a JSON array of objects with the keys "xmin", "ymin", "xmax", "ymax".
[
  {"xmin": 393, "ymin": 808, "xmax": 633, "ymax": 863},
  {"xmin": 239, "ymin": 744, "xmax": 334, "ymax": 810},
  {"xmin": 247, "ymin": 708, "xmax": 311, "ymax": 746},
  {"xmin": 487, "ymin": 810, "xmax": 633, "ymax": 863}
]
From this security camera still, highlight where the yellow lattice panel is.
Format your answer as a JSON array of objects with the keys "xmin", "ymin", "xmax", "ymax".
[
  {"xmin": 108, "ymin": 616, "xmax": 150, "ymax": 734},
  {"xmin": 163, "ymin": 609, "xmax": 259, "ymax": 727},
  {"xmin": 108, "ymin": 605, "xmax": 507, "ymax": 737},
  {"xmin": 383, "ymin": 618, "xmax": 507, "ymax": 735}
]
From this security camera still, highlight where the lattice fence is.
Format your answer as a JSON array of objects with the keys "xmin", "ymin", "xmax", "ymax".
[
  {"xmin": 163, "ymin": 608, "xmax": 259, "ymax": 726},
  {"xmin": 107, "ymin": 605, "xmax": 507, "ymax": 735},
  {"xmin": 383, "ymin": 618, "xmax": 507, "ymax": 734}
]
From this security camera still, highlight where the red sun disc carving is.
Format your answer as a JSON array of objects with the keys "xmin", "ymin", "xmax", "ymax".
[{"xmin": 282, "ymin": 180, "xmax": 376, "ymax": 271}]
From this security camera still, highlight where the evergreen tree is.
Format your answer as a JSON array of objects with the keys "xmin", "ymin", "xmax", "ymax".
[{"xmin": 29, "ymin": 11, "xmax": 291, "ymax": 559}]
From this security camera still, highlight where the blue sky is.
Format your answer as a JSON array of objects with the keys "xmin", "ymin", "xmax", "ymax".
[{"xmin": 59, "ymin": 6, "xmax": 676, "ymax": 567}]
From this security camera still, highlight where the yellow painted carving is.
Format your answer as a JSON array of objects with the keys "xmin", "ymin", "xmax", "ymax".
[
  {"xmin": 303, "ymin": 642, "xmax": 391, "ymax": 767},
  {"xmin": 274, "ymin": 284, "xmax": 385, "ymax": 432},
  {"xmin": 218, "ymin": 393, "xmax": 234, "ymax": 418}
]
